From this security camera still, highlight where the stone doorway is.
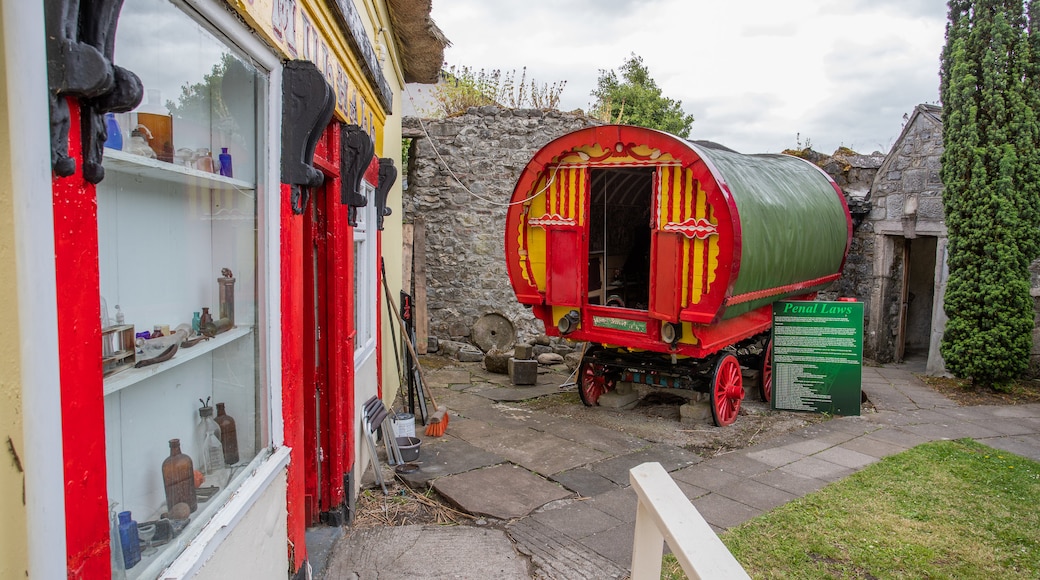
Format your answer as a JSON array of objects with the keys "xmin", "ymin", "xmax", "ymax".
[{"xmin": 896, "ymin": 236, "xmax": 938, "ymax": 362}]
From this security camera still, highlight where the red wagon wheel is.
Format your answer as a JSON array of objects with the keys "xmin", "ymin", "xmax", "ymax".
[
  {"xmin": 578, "ymin": 355, "xmax": 616, "ymax": 406},
  {"xmin": 710, "ymin": 354, "xmax": 744, "ymax": 427},
  {"xmin": 760, "ymin": 338, "xmax": 773, "ymax": 403}
]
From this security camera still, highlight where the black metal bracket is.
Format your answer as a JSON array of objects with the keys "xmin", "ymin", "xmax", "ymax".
[
  {"xmin": 375, "ymin": 158, "xmax": 397, "ymax": 231},
  {"xmin": 45, "ymin": 0, "xmax": 143, "ymax": 183},
  {"xmin": 281, "ymin": 60, "xmax": 336, "ymax": 215},
  {"xmin": 340, "ymin": 123, "xmax": 374, "ymax": 226}
]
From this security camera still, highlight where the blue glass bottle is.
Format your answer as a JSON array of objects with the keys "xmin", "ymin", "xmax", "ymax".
[
  {"xmin": 218, "ymin": 147, "xmax": 233, "ymax": 177},
  {"xmin": 118, "ymin": 510, "xmax": 141, "ymax": 569},
  {"xmin": 104, "ymin": 113, "xmax": 123, "ymax": 150}
]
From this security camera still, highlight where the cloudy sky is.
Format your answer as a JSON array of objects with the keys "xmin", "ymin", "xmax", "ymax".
[{"xmin": 425, "ymin": 0, "xmax": 949, "ymax": 155}]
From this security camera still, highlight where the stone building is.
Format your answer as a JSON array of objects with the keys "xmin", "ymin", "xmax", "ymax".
[{"xmin": 861, "ymin": 104, "xmax": 949, "ymax": 373}]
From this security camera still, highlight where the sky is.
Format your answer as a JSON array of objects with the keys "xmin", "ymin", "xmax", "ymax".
[{"xmin": 424, "ymin": 0, "xmax": 949, "ymax": 155}]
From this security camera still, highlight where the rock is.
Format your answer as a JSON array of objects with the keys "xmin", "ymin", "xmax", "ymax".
[
  {"xmin": 533, "ymin": 335, "xmax": 551, "ymax": 346},
  {"xmin": 457, "ymin": 347, "xmax": 484, "ymax": 363},
  {"xmin": 564, "ymin": 351, "xmax": 584, "ymax": 372},
  {"xmin": 508, "ymin": 357, "xmax": 538, "ymax": 385},
  {"xmin": 438, "ymin": 340, "xmax": 467, "ymax": 358},
  {"xmin": 513, "ymin": 343, "xmax": 534, "ymax": 360},
  {"xmin": 537, "ymin": 353, "xmax": 564, "ymax": 365},
  {"xmin": 484, "ymin": 351, "xmax": 511, "ymax": 374},
  {"xmin": 532, "ymin": 344, "xmax": 552, "ymax": 357}
]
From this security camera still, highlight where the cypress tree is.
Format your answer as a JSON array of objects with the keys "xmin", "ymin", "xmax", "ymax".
[{"xmin": 939, "ymin": 0, "xmax": 1039, "ymax": 389}]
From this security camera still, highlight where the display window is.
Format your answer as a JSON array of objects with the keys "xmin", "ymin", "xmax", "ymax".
[{"xmin": 98, "ymin": 1, "xmax": 271, "ymax": 576}]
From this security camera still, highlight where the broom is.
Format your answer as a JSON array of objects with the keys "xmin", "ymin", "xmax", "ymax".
[{"xmin": 381, "ymin": 263, "xmax": 450, "ymax": 437}]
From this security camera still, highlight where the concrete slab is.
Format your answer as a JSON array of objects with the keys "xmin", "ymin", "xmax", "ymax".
[
  {"xmin": 814, "ymin": 446, "xmax": 880, "ymax": 469},
  {"xmin": 539, "ymin": 419, "xmax": 649, "ymax": 455},
  {"xmin": 713, "ymin": 477, "xmax": 799, "ymax": 512},
  {"xmin": 530, "ymin": 500, "xmax": 624, "ymax": 539},
  {"xmin": 433, "ymin": 464, "xmax": 571, "ymax": 519},
  {"xmin": 590, "ymin": 444, "xmax": 701, "ymax": 485},
  {"xmin": 839, "ymin": 433, "xmax": 914, "ymax": 459},
  {"xmin": 746, "ymin": 446, "xmax": 807, "ymax": 468},
  {"xmin": 690, "ymin": 492, "xmax": 762, "ymax": 529},
  {"xmin": 395, "ymin": 438, "xmax": 505, "ymax": 488},
  {"xmin": 584, "ymin": 487, "xmax": 639, "ymax": 523},
  {"xmin": 779, "ymin": 456, "xmax": 855, "ymax": 482},
  {"xmin": 750, "ymin": 468, "xmax": 828, "ymax": 497},
  {"xmin": 700, "ymin": 452, "xmax": 773, "ymax": 478},
  {"xmin": 577, "ymin": 522, "xmax": 636, "ymax": 568},
  {"xmin": 550, "ymin": 467, "xmax": 620, "ymax": 497},
  {"xmin": 508, "ymin": 516, "xmax": 629, "ymax": 580},
  {"xmin": 670, "ymin": 465, "xmax": 744, "ymax": 492},
  {"xmin": 468, "ymin": 428, "xmax": 610, "ymax": 476},
  {"xmin": 323, "ymin": 524, "xmax": 529, "ymax": 579}
]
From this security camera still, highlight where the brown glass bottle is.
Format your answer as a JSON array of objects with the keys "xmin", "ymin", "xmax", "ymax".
[
  {"xmin": 214, "ymin": 403, "xmax": 239, "ymax": 464},
  {"xmin": 161, "ymin": 439, "xmax": 197, "ymax": 514}
]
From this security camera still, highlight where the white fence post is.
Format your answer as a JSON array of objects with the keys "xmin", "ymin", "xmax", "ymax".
[{"xmin": 629, "ymin": 462, "xmax": 751, "ymax": 580}]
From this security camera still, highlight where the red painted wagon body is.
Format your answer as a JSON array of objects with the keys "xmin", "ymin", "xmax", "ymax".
[{"xmin": 504, "ymin": 125, "xmax": 852, "ymax": 425}]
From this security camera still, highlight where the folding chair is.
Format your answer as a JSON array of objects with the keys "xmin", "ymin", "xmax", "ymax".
[{"xmin": 361, "ymin": 396, "xmax": 403, "ymax": 494}]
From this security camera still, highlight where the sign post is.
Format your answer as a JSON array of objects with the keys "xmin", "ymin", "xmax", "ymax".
[{"xmin": 771, "ymin": 300, "xmax": 863, "ymax": 415}]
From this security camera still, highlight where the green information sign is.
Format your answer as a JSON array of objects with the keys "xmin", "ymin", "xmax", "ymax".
[{"xmin": 771, "ymin": 300, "xmax": 863, "ymax": 415}]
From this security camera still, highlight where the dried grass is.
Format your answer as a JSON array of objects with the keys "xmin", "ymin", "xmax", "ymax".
[{"xmin": 352, "ymin": 470, "xmax": 476, "ymax": 529}]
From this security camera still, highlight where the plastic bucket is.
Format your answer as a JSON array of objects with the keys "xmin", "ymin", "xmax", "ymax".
[
  {"xmin": 396, "ymin": 436, "xmax": 421, "ymax": 462},
  {"xmin": 393, "ymin": 413, "xmax": 415, "ymax": 438}
]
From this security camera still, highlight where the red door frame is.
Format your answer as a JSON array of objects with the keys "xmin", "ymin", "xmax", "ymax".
[{"xmin": 53, "ymin": 99, "xmax": 111, "ymax": 578}]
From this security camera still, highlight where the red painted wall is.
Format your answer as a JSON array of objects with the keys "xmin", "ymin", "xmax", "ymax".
[{"xmin": 281, "ymin": 182, "xmax": 306, "ymax": 570}]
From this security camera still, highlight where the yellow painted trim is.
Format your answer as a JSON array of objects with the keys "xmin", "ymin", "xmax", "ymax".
[{"xmin": 226, "ymin": 0, "xmax": 388, "ymax": 145}]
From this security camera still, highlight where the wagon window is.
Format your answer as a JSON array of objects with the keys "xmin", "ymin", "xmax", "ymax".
[{"xmin": 587, "ymin": 167, "xmax": 654, "ymax": 309}]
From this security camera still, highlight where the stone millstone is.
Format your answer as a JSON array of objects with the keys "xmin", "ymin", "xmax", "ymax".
[{"xmin": 471, "ymin": 313, "xmax": 516, "ymax": 353}]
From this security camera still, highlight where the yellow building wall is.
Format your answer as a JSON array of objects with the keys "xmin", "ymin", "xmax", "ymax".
[{"xmin": 0, "ymin": 3, "xmax": 29, "ymax": 576}]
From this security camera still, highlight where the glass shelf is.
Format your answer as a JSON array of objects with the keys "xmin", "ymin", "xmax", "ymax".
[
  {"xmin": 103, "ymin": 326, "xmax": 252, "ymax": 396},
  {"xmin": 103, "ymin": 148, "xmax": 254, "ymax": 192}
]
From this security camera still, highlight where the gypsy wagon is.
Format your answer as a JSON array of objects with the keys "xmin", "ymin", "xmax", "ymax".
[{"xmin": 504, "ymin": 125, "xmax": 852, "ymax": 426}]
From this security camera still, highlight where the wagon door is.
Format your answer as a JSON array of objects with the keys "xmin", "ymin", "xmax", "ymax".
[
  {"xmin": 649, "ymin": 166, "xmax": 723, "ymax": 323},
  {"xmin": 530, "ymin": 165, "xmax": 587, "ymax": 306}
]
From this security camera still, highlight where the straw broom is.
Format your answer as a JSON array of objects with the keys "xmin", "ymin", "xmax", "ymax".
[{"xmin": 381, "ymin": 265, "xmax": 449, "ymax": 437}]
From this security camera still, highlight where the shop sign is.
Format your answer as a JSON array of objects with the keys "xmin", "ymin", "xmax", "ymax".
[
  {"xmin": 771, "ymin": 301, "xmax": 862, "ymax": 416},
  {"xmin": 230, "ymin": 0, "xmax": 387, "ymax": 136}
]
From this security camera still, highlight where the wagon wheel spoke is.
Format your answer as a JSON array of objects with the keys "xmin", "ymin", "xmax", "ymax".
[
  {"xmin": 760, "ymin": 338, "xmax": 773, "ymax": 403},
  {"xmin": 578, "ymin": 355, "xmax": 615, "ymax": 406},
  {"xmin": 710, "ymin": 354, "xmax": 744, "ymax": 427}
]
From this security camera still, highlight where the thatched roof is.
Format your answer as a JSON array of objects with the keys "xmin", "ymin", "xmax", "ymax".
[{"xmin": 387, "ymin": 0, "xmax": 450, "ymax": 84}]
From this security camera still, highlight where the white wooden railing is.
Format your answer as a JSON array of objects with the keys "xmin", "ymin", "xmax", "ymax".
[{"xmin": 629, "ymin": 462, "xmax": 751, "ymax": 580}]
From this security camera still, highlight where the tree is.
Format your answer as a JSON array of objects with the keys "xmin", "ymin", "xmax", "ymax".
[
  {"xmin": 589, "ymin": 54, "xmax": 694, "ymax": 137},
  {"xmin": 939, "ymin": 0, "xmax": 1040, "ymax": 389}
]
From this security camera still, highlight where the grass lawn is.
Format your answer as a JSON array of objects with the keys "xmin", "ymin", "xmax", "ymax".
[{"xmin": 663, "ymin": 439, "xmax": 1040, "ymax": 579}]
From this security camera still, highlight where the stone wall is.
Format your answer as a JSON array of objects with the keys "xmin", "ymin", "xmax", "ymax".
[{"xmin": 402, "ymin": 107, "xmax": 599, "ymax": 344}]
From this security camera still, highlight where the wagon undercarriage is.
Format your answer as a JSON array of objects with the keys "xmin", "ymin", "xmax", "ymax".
[{"xmin": 577, "ymin": 332, "xmax": 773, "ymax": 427}]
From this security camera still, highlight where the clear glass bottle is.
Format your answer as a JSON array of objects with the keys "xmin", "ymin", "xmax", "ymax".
[
  {"xmin": 196, "ymin": 402, "xmax": 225, "ymax": 480},
  {"xmin": 109, "ymin": 503, "xmax": 127, "ymax": 579}
]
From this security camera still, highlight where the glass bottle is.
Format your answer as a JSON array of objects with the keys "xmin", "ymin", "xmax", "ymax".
[
  {"xmin": 161, "ymin": 438, "xmax": 197, "ymax": 513},
  {"xmin": 109, "ymin": 503, "xmax": 127, "ymax": 579},
  {"xmin": 214, "ymin": 402, "xmax": 239, "ymax": 464},
  {"xmin": 218, "ymin": 147, "xmax": 233, "ymax": 177},
  {"xmin": 104, "ymin": 113, "xmax": 122, "ymax": 150},
  {"xmin": 192, "ymin": 311, "xmax": 201, "ymax": 334},
  {"xmin": 196, "ymin": 403, "xmax": 225, "ymax": 478},
  {"xmin": 117, "ymin": 511, "xmax": 141, "ymax": 569},
  {"xmin": 136, "ymin": 88, "xmax": 174, "ymax": 163}
]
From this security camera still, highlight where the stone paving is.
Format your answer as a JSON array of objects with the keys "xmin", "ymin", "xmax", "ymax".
[{"xmin": 318, "ymin": 361, "xmax": 1040, "ymax": 579}]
